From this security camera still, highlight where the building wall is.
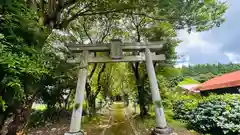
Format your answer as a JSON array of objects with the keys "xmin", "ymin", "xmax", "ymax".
[{"xmin": 200, "ymin": 87, "xmax": 240, "ymax": 96}]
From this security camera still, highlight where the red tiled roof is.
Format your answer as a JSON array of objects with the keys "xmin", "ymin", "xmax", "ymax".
[{"xmin": 195, "ymin": 71, "xmax": 240, "ymax": 91}]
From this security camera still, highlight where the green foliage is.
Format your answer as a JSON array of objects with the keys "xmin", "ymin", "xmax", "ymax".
[
  {"xmin": 0, "ymin": 0, "xmax": 229, "ymax": 133},
  {"xmin": 0, "ymin": 96, "xmax": 6, "ymax": 111},
  {"xmin": 27, "ymin": 110, "xmax": 45, "ymax": 128},
  {"xmin": 154, "ymin": 100, "xmax": 163, "ymax": 108},
  {"xmin": 167, "ymin": 76, "xmax": 185, "ymax": 88},
  {"xmin": 63, "ymin": 0, "xmax": 227, "ymax": 117},
  {"xmin": 182, "ymin": 63, "xmax": 240, "ymax": 82},
  {"xmin": 173, "ymin": 94, "xmax": 199, "ymax": 120},
  {"xmin": 0, "ymin": 1, "xmax": 78, "ymax": 133},
  {"xmin": 0, "ymin": 0, "xmax": 49, "ymax": 111},
  {"xmin": 156, "ymin": 75, "xmax": 184, "ymax": 109},
  {"xmin": 1, "ymin": 0, "xmax": 47, "ymax": 47},
  {"xmin": 74, "ymin": 103, "xmax": 80, "ymax": 110},
  {"xmin": 157, "ymin": 67, "xmax": 182, "ymax": 80},
  {"xmin": 156, "ymin": 0, "xmax": 227, "ymax": 32},
  {"xmin": 173, "ymin": 94, "xmax": 240, "ymax": 135},
  {"xmin": 27, "ymin": 108, "xmax": 72, "ymax": 128},
  {"xmin": 178, "ymin": 78, "xmax": 200, "ymax": 85},
  {"xmin": 144, "ymin": 22, "xmax": 179, "ymax": 64}
]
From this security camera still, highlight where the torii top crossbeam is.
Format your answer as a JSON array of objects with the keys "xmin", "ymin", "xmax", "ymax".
[
  {"xmin": 67, "ymin": 41, "xmax": 165, "ymax": 53},
  {"xmin": 67, "ymin": 40, "xmax": 166, "ymax": 63}
]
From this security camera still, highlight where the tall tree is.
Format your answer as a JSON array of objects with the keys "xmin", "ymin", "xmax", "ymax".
[
  {"xmin": 0, "ymin": 0, "xmax": 78, "ymax": 134},
  {"xmin": 110, "ymin": 0, "xmax": 227, "ymax": 116},
  {"xmin": 25, "ymin": 0, "xmax": 157, "ymax": 29}
]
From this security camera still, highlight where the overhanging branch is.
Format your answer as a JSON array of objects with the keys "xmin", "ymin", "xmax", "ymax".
[{"xmin": 59, "ymin": 7, "xmax": 134, "ymax": 28}]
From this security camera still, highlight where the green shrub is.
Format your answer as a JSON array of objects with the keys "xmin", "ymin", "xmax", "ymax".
[
  {"xmin": 27, "ymin": 110, "xmax": 46, "ymax": 128},
  {"xmin": 173, "ymin": 94, "xmax": 240, "ymax": 135},
  {"xmin": 27, "ymin": 108, "xmax": 72, "ymax": 128},
  {"xmin": 189, "ymin": 95, "xmax": 240, "ymax": 135},
  {"xmin": 173, "ymin": 95, "xmax": 198, "ymax": 120}
]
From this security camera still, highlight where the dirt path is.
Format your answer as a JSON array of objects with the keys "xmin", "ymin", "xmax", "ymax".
[
  {"xmin": 26, "ymin": 105, "xmax": 112, "ymax": 135},
  {"xmin": 16, "ymin": 103, "xmax": 199, "ymax": 135},
  {"xmin": 103, "ymin": 102, "xmax": 136, "ymax": 135}
]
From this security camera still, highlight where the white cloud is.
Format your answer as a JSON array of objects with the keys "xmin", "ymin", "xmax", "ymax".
[
  {"xmin": 174, "ymin": 0, "xmax": 240, "ymax": 64},
  {"xmin": 175, "ymin": 55, "xmax": 190, "ymax": 68},
  {"xmin": 224, "ymin": 52, "xmax": 240, "ymax": 64},
  {"xmin": 174, "ymin": 62, "xmax": 190, "ymax": 68},
  {"xmin": 176, "ymin": 30, "xmax": 223, "ymax": 54},
  {"xmin": 175, "ymin": 30, "xmax": 230, "ymax": 64}
]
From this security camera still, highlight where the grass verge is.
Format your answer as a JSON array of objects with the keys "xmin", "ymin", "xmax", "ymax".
[{"xmin": 131, "ymin": 107, "xmax": 200, "ymax": 135}]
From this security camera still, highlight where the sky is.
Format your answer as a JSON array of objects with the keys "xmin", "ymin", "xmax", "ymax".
[{"xmin": 176, "ymin": 0, "xmax": 240, "ymax": 67}]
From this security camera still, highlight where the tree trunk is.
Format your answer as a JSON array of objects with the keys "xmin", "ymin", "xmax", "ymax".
[
  {"xmin": 6, "ymin": 110, "xmax": 21, "ymax": 135},
  {"xmin": 64, "ymin": 90, "xmax": 72, "ymax": 109},
  {"xmin": 0, "ymin": 109, "xmax": 9, "ymax": 132},
  {"xmin": 88, "ymin": 95, "xmax": 96, "ymax": 117},
  {"xmin": 85, "ymin": 82, "xmax": 91, "ymax": 116},
  {"xmin": 137, "ymin": 84, "xmax": 148, "ymax": 117},
  {"xmin": 6, "ymin": 106, "xmax": 31, "ymax": 135},
  {"xmin": 91, "ymin": 99, "xmax": 96, "ymax": 116},
  {"xmin": 6, "ymin": 96, "xmax": 35, "ymax": 135},
  {"xmin": 131, "ymin": 63, "xmax": 148, "ymax": 117}
]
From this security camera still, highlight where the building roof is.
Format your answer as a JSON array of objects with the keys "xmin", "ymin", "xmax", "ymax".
[{"xmin": 195, "ymin": 71, "xmax": 240, "ymax": 91}]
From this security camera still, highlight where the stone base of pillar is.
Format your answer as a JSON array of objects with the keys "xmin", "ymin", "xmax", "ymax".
[
  {"xmin": 151, "ymin": 127, "xmax": 177, "ymax": 135},
  {"xmin": 64, "ymin": 131, "xmax": 85, "ymax": 135}
]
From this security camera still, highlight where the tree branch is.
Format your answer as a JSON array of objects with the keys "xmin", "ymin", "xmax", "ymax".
[
  {"xmin": 125, "ymin": 12, "xmax": 179, "ymax": 21},
  {"xmin": 130, "ymin": 14, "xmax": 141, "ymax": 42},
  {"xmin": 82, "ymin": 17, "xmax": 93, "ymax": 44},
  {"xmin": 58, "ymin": 0, "xmax": 77, "ymax": 13},
  {"xmin": 85, "ymin": 82, "xmax": 91, "ymax": 101},
  {"xmin": 100, "ymin": 15, "xmax": 112, "ymax": 42},
  {"xmin": 86, "ymin": 56, "xmax": 97, "ymax": 101},
  {"xmin": 89, "ymin": 63, "xmax": 97, "ymax": 79},
  {"xmin": 94, "ymin": 64, "xmax": 106, "ymax": 98},
  {"xmin": 60, "ymin": 8, "xmax": 132, "ymax": 28},
  {"xmin": 131, "ymin": 63, "xmax": 135, "ymax": 73},
  {"xmin": 131, "ymin": 62, "xmax": 140, "ymax": 81}
]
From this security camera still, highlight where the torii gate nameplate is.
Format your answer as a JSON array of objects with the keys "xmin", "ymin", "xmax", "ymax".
[{"xmin": 110, "ymin": 39, "xmax": 123, "ymax": 59}]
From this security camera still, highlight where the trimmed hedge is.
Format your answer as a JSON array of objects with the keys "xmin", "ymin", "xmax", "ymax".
[{"xmin": 173, "ymin": 94, "xmax": 240, "ymax": 135}]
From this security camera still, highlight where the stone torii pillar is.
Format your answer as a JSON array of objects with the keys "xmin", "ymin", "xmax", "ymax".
[
  {"xmin": 65, "ymin": 51, "xmax": 88, "ymax": 135},
  {"xmin": 145, "ymin": 48, "xmax": 172, "ymax": 135}
]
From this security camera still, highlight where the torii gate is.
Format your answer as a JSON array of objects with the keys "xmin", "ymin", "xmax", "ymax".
[{"xmin": 65, "ymin": 40, "xmax": 172, "ymax": 135}]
